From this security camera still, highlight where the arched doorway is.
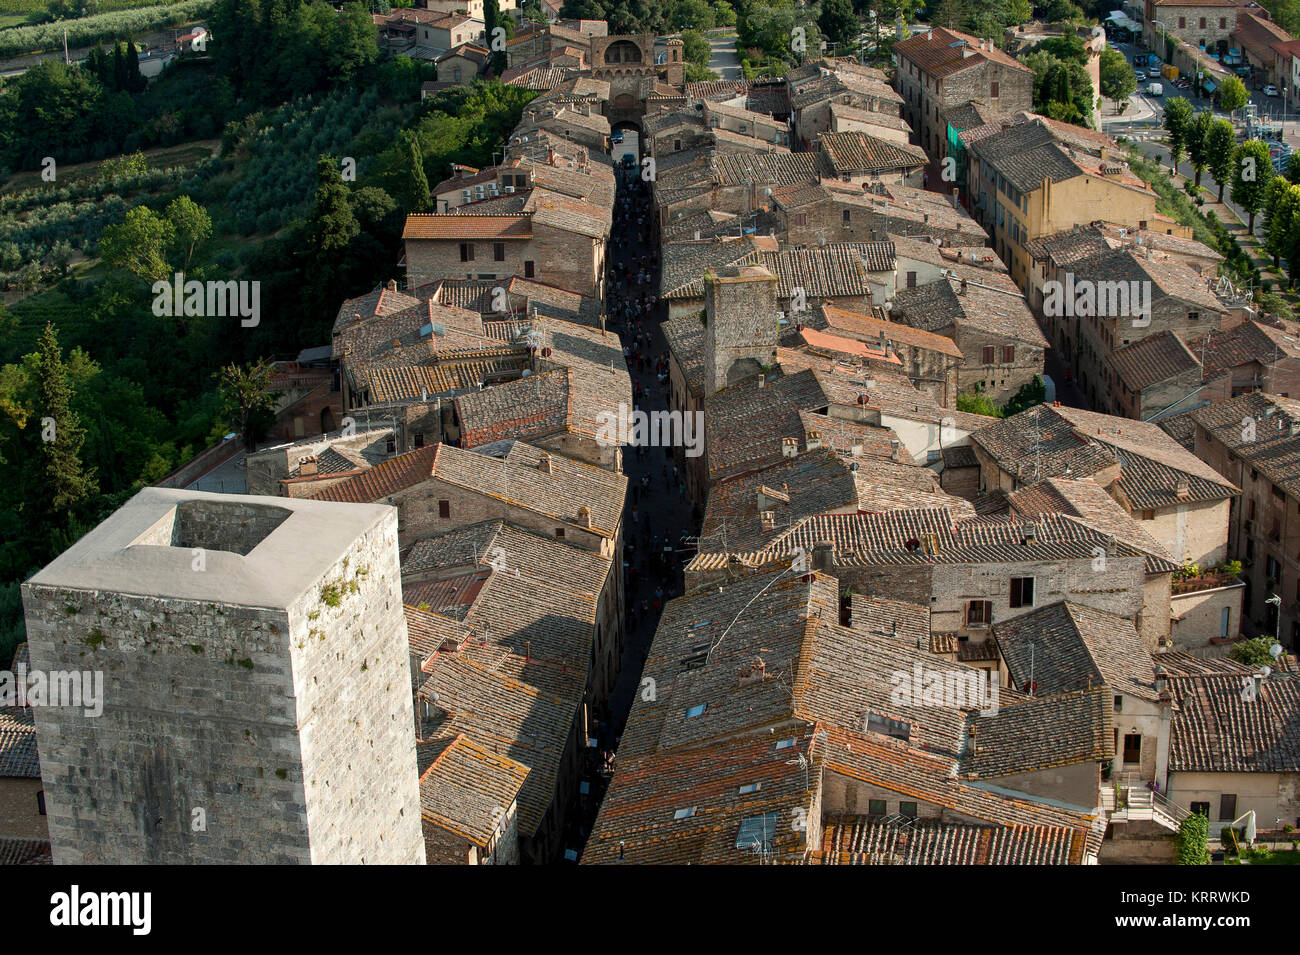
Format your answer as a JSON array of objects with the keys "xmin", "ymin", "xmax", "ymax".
[{"xmin": 605, "ymin": 40, "xmax": 643, "ymax": 65}]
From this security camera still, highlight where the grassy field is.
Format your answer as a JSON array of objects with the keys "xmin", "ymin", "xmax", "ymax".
[
  {"xmin": 0, "ymin": 139, "xmax": 217, "ymax": 193},
  {"xmin": 0, "ymin": 0, "xmax": 192, "ymax": 29}
]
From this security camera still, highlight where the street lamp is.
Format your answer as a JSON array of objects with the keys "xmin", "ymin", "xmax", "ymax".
[{"xmin": 1266, "ymin": 593, "xmax": 1282, "ymax": 648}]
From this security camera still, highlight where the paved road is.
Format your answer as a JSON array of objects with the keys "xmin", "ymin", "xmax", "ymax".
[{"xmin": 708, "ymin": 32, "xmax": 742, "ymax": 80}]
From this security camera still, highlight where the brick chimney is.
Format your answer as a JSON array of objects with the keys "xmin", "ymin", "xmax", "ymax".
[
  {"xmin": 781, "ymin": 436, "xmax": 798, "ymax": 458},
  {"xmin": 577, "ymin": 505, "xmax": 592, "ymax": 528},
  {"xmin": 1175, "ymin": 477, "xmax": 1190, "ymax": 500},
  {"xmin": 813, "ymin": 540, "xmax": 834, "ymax": 572},
  {"xmin": 806, "ymin": 430, "xmax": 822, "ymax": 451},
  {"xmin": 539, "ymin": 452, "xmax": 553, "ymax": 474},
  {"xmin": 298, "ymin": 455, "xmax": 318, "ymax": 477}
]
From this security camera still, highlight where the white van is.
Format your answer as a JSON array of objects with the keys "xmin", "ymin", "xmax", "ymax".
[{"xmin": 1147, "ymin": 81, "xmax": 1164, "ymax": 96}]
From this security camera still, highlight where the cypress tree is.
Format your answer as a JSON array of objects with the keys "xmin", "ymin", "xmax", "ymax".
[{"xmin": 33, "ymin": 323, "xmax": 97, "ymax": 518}]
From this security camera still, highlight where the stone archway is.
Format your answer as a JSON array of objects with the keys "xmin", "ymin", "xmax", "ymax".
[{"xmin": 605, "ymin": 40, "xmax": 643, "ymax": 65}]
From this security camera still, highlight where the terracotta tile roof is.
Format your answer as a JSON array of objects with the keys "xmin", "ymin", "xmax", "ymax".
[
  {"xmin": 1191, "ymin": 392, "xmax": 1300, "ymax": 497},
  {"xmin": 758, "ymin": 246, "xmax": 877, "ymax": 300},
  {"xmin": 0, "ymin": 837, "xmax": 52, "ymax": 865},
  {"xmin": 585, "ymin": 571, "xmax": 1105, "ymax": 863},
  {"xmin": 709, "ymin": 150, "xmax": 832, "ymax": 187},
  {"xmin": 813, "ymin": 304, "xmax": 963, "ymax": 359},
  {"xmin": 700, "ymin": 446, "xmax": 969, "ymax": 552},
  {"xmin": 308, "ymin": 444, "xmax": 439, "ymax": 504},
  {"xmin": 455, "ymin": 367, "xmax": 571, "ymax": 446},
  {"xmin": 417, "ymin": 733, "xmax": 530, "ymax": 847},
  {"xmin": 402, "ymin": 213, "xmax": 533, "ymax": 240},
  {"xmin": 895, "ymin": 26, "xmax": 1032, "ymax": 78},
  {"xmin": 0, "ymin": 706, "xmax": 39, "ymax": 778},
  {"xmin": 1185, "ymin": 320, "xmax": 1300, "ymax": 382},
  {"xmin": 662, "ymin": 313, "xmax": 708, "ymax": 397},
  {"xmin": 829, "ymin": 101, "xmax": 914, "ymax": 134},
  {"xmin": 1169, "ymin": 668, "xmax": 1300, "ymax": 773},
  {"xmin": 819, "ymin": 131, "xmax": 927, "ymax": 176},
  {"xmin": 810, "ymin": 815, "xmax": 1084, "ymax": 864},
  {"xmin": 1067, "ymin": 245, "xmax": 1224, "ymax": 314},
  {"xmin": 1109, "ymin": 331, "xmax": 1201, "ymax": 393},
  {"xmin": 994, "ymin": 602, "xmax": 1160, "ymax": 702},
  {"xmin": 942, "ymin": 101, "xmax": 1011, "ymax": 132},
  {"xmin": 890, "ymin": 275, "xmax": 1047, "ymax": 346},
  {"xmin": 1007, "ymin": 476, "xmax": 1175, "ymax": 569},
  {"xmin": 660, "ymin": 237, "xmax": 761, "ymax": 299},
  {"xmin": 959, "ymin": 688, "xmax": 1113, "ymax": 777},
  {"xmin": 704, "ymin": 369, "xmax": 832, "ymax": 480},
  {"xmin": 798, "ymin": 411, "xmax": 900, "ymax": 459},
  {"xmin": 973, "ymin": 403, "xmax": 1239, "ymax": 509}
]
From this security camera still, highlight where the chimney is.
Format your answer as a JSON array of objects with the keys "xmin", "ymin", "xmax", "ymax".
[
  {"xmin": 959, "ymin": 277, "xmax": 968, "ymax": 295},
  {"xmin": 739, "ymin": 656, "xmax": 767, "ymax": 687},
  {"xmin": 1254, "ymin": 671, "xmax": 1266, "ymax": 694},
  {"xmin": 539, "ymin": 452, "xmax": 553, "ymax": 474},
  {"xmin": 890, "ymin": 438, "xmax": 901, "ymax": 460},
  {"xmin": 967, "ymin": 724, "xmax": 978, "ymax": 756},
  {"xmin": 813, "ymin": 540, "xmax": 834, "ymax": 572},
  {"xmin": 1153, "ymin": 665, "xmax": 1168, "ymax": 695},
  {"xmin": 806, "ymin": 430, "xmax": 823, "ymax": 451},
  {"xmin": 1174, "ymin": 477, "xmax": 1190, "ymax": 500},
  {"xmin": 1022, "ymin": 522, "xmax": 1038, "ymax": 545},
  {"xmin": 298, "ymin": 455, "xmax": 318, "ymax": 477},
  {"xmin": 758, "ymin": 373, "xmax": 766, "ymax": 389},
  {"xmin": 951, "ymin": 187, "xmax": 960, "ymax": 209},
  {"xmin": 577, "ymin": 505, "xmax": 592, "ymax": 527},
  {"xmin": 386, "ymin": 279, "xmax": 397, "ymax": 291},
  {"xmin": 782, "ymin": 436, "xmax": 798, "ymax": 458}
]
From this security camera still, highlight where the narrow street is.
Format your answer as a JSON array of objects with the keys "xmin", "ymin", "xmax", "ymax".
[{"xmin": 566, "ymin": 154, "xmax": 700, "ymax": 857}]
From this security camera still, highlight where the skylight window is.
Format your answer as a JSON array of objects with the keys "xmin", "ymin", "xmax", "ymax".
[
  {"xmin": 685, "ymin": 704, "xmax": 707, "ymax": 719},
  {"xmin": 736, "ymin": 812, "xmax": 780, "ymax": 852},
  {"xmin": 673, "ymin": 807, "xmax": 696, "ymax": 820},
  {"xmin": 775, "ymin": 738, "xmax": 796, "ymax": 750},
  {"xmin": 739, "ymin": 782, "xmax": 762, "ymax": 795},
  {"xmin": 865, "ymin": 712, "xmax": 911, "ymax": 741}
]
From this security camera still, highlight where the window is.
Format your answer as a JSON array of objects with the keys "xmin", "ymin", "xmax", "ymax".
[
  {"xmin": 1188, "ymin": 311, "xmax": 1200, "ymax": 322},
  {"xmin": 438, "ymin": 500, "xmax": 450, "ymax": 519},
  {"xmin": 524, "ymin": 260, "xmax": 535, "ymax": 278},
  {"xmin": 555, "ymin": 528, "xmax": 565, "ymax": 538},
  {"xmin": 685, "ymin": 703, "xmax": 706, "ymax": 719},
  {"xmin": 966, "ymin": 599, "xmax": 992, "ymax": 627},
  {"xmin": 738, "ymin": 782, "xmax": 762, "ymax": 794},
  {"xmin": 1267, "ymin": 555, "xmax": 1281, "ymax": 581},
  {"xmin": 906, "ymin": 271, "xmax": 917, "ymax": 288},
  {"xmin": 1009, "ymin": 576, "xmax": 1035, "ymax": 608},
  {"xmin": 1199, "ymin": 17, "xmax": 1206, "ymax": 28},
  {"xmin": 413, "ymin": 431, "xmax": 424, "ymax": 448},
  {"xmin": 385, "ymin": 435, "xmax": 396, "ymax": 454},
  {"xmin": 843, "ymin": 209, "xmax": 851, "ymax": 224},
  {"xmin": 868, "ymin": 799, "xmax": 887, "ymax": 816},
  {"xmin": 982, "ymin": 346, "xmax": 995, "ymax": 364},
  {"xmin": 736, "ymin": 812, "xmax": 779, "ymax": 852},
  {"xmin": 899, "ymin": 801, "xmax": 918, "ymax": 819},
  {"xmin": 673, "ymin": 807, "xmax": 696, "ymax": 820},
  {"xmin": 1113, "ymin": 695, "xmax": 1123, "ymax": 712},
  {"xmin": 1219, "ymin": 794, "xmax": 1237, "ymax": 821},
  {"xmin": 459, "ymin": 243, "xmax": 474, "ymax": 262},
  {"xmin": 674, "ymin": 139, "xmax": 682, "ymax": 151},
  {"xmin": 1178, "ymin": 16, "xmax": 1185, "ymax": 28},
  {"xmin": 1002, "ymin": 345, "xmax": 1015, "ymax": 364},
  {"xmin": 794, "ymin": 213, "xmax": 808, "ymax": 227},
  {"xmin": 1140, "ymin": 509, "xmax": 1155, "ymax": 521},
  {"xmin": 493, "ymin": 242, "xmax": 505, "ymax": 262},
  {"xmin": 1220, "ymin": 17, "xmax": 1226, "ymax": 28},
  {"xmin": 1221, "ymin": 606, "xmax": 1231, "ymax": 639},
  {"xmin": 1190, "ymin": 802, "xmax": 1210, "ymax": 818},
  {"xmin": 990, "ymin": 81, "xmax": 999, "ymax": 99},
  {"xmin": 775, "ymin": 738, "xmax": 796, "ymax": 750},
  {"xmin": 1122, "ymin": 733, "xmax": 1141, "ymax": 764}
]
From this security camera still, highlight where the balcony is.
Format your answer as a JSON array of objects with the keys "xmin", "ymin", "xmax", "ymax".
[
  {"xmin": 1171, "ymin": 571, "xmax": 1243, "ymax": 596},
  {"xmin": 1100, "ymin": 781, "xmax": 1189, "ymax": 832}
]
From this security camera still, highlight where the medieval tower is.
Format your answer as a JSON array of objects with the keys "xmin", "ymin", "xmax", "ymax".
[
  {"xmin": 703, "ymin": 264, "xmax": 781, "ymax": 396},
  {"xmin": 21, "ymin": 488, "xmax": 425, "ymax": 864}
]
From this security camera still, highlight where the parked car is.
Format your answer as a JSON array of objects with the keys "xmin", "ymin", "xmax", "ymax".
[
  {"xmin": 1266, "ymin": 84, "xmax": 1280, "ymax": 96},
  {"xmin": 1134, "ymin": 69, "xmax": 1146, "ymax": 81},
  {"xmin": 1147, "ymin": 81, "xmax": 1164, "ymax": 96},
  {"xmin": 611, "ymin": 130, "xmax": 624, "ymax": 144}
]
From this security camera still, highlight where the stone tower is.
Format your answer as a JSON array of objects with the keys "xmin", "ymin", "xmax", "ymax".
[
  {"xmin": 703, "ymin": 265, "xmax": 780, "ymax": 396},
  {"xmin": 21, "ymin": 488, "xmax": 425, "ymax": 864},
  {"xmin": 664, "ymin": 37, "xmax": 684, "ymax": 86}
]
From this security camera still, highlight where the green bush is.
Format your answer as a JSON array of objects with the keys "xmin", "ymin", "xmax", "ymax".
[{"xmin": 1177, "ymin": 813, "xmax": 1211, "ymax": 865}]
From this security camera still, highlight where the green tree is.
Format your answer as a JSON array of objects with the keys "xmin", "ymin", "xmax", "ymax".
[
  {"xmin": 33, "ymin": 324, "xmax": 97, "ymax": 517},
  {"xmin": 307, "ymin": 154, "xmax": 360, "ymax": 257},
  {"xmin": 1206, "ymin": 117, "xmax": 1236, "ymax": 202},
  {"xmin": 1187, "ymin": 110, "xmax": 1212, "ymax": 188},
  {"xmin": 681, "ymin": 28, "xmax": 712, "ymax": 67},
  {"xmin": 1230, "ymin": 634, "xmax": 1280, "ymax": 667},
  {"xmin": 1099, "ymin": 47, "xmax": 1136, "ymax": 114},
  {"xmin": 404, "ymin": 137, "xmax": 431, "ymax": 213},
  {"xmin": 1233, "ymin": 139, "xmax": 1275, "ymax": 233},
  {"xmin": 1217, "ymin": 74, "xmax": 1249, "ymax": 114},
  {"xmin": 216, "ymin": 360, "xmax": 281, "ymax": 451},
  {"xmin": 1263, "ymin": 177, "xmax": 1296, "ymax": 268},
  {"xmin": 818, "ymin": 0, "xmax": 857, "ymax": 45},
  {"xmin": 165, "ymin": 196, "xmax": 213, "ymax": 274},
  {"xmin": 1163, "ymin": 95, "xmax": 1193, "ymax": 172},
  {"xmin": 98, "ymin": 206, "xmax": 175, "ymax": 282}
]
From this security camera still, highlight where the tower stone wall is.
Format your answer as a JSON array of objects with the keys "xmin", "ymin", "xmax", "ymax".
[
  {"xmin": 20, "ymin": 488, "xmax": 425, "ymax": 864},
  {"xmin": 703, "ymin": 265, "xmax": 780, "ymax": 396}
]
